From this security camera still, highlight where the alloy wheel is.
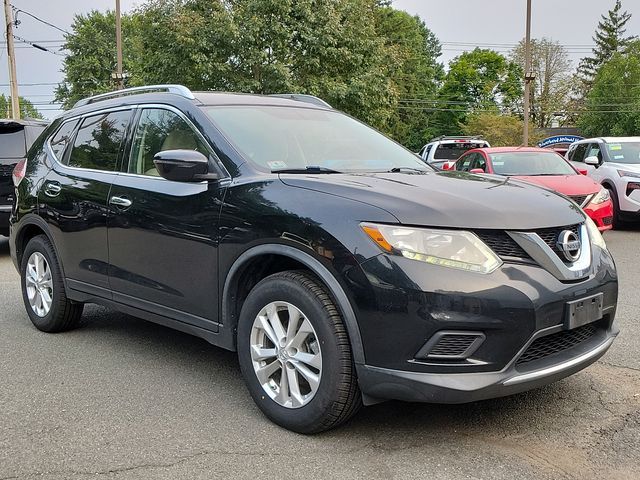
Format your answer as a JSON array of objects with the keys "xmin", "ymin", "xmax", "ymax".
[
  {"xmin": 25, "ymin": 252, "xmax": 53, "ymax": 317},
  {"xmin": 249, "ymin": 301, "xmax": 322, "ymax": 409}
]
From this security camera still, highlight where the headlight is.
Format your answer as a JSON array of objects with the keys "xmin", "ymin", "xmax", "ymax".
[
  {"xmin": 589, "ymin": 186, "xmax": 610, "ymax": 205},
  {"xmin": 361, "ymin": 223, "xmax": 502, "ymax": 274},
  {"xmin": 585, "ymin": 216, "xmax": 607, "ymax": 250},
  {"xmin": 617, "ymin": 169, "xmax": 640, "ymax": 179}
]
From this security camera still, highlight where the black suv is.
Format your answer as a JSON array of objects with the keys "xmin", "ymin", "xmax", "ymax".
[
  {"xmin": 0, "ymin": 119, "xmax": 48, "ymax": 236},
  {"xmin": 10, "ymin": 85, "xmax": 618, "ymax": 433}
]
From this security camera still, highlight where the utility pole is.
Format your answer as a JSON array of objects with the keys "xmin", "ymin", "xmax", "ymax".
[
  {"xmin": 3, "ymin": 0, "xmax": 20, "ymax": 119},
  {"xmin": 114, "ymin": 0, "xmax": 124, "ymax": 90},
  {"xmin": 522, "ymin": 0, "xmax": 533, "ymax": 146}
]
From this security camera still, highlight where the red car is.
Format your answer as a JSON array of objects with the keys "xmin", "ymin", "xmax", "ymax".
[{"xmin": 447, "ymin": 147, "xmax": 614, "ymax": 231}]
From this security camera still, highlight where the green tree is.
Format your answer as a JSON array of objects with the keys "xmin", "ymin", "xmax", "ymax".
[
  {"xmin": 55, "ymin": 10, "xmax": 136, "ymax": 108},
  {"xmin": 511, "ymin": 38, "xmax": 573, "ymax": 128},
  {"xmin": 374, "ymin": 7, "xmax": 443, "ymax": 150},
  {"xmin": 578, "ymin": 0, "xmax": 636, "ymax": 84},
  {"xmin": 578, "ymin": 40, "xmax": 640, "ymax": 137},
  {"xmin": 462, "ymin": 112, "xmax": 542, "ymax": 147},
  {"xmin": 431, "ymin": 49, "xmax": 522, "ymax": 135},
  {"xmin": 0, "ymin": 94, "xmax": 44, "ymax": 119}
]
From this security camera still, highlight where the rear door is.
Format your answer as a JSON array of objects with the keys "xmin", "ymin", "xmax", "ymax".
[
  {"xmin": 40, "ymin": 108, "xmax": 132, "ymax": 293},
  {"xmin": 107, "ymin": 106, "xmax": 226, "ymax": 331}
]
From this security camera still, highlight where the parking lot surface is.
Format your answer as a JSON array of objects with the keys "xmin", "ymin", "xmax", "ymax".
[{"xmin": 0, "ymin": 231, "xmax": 639, "ymax": 480}]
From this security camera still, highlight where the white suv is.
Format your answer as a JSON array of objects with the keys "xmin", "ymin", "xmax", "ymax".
[
  {"xmin": 418, "ymin": 136, "xmax": 490, "ymax": 170},
  {"xmin": 566, "ymin": 137, "xmax": 640, "ymax": 226}
]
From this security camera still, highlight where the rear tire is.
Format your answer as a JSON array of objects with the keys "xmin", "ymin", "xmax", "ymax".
[
  {"xmin": 237, "ymin": 271, "xmax": 361, "ymax": 434},
  {"xmin": 20, "ymin": 235, "xmax": 84, "ymax": 332}
]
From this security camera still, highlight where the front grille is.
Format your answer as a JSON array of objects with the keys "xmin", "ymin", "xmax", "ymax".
[
  {"xmin": 429, "ymin": 335, "xmax": 479, "ymax": 357},
  {"xmin": 475, "ymin": 230, "xmax": 531, "ymax": 260},
  {"xmin": 568, "ymin": 194, "xmax": 588, "ymax": 206},
  {"xmin": 516, "ymin": 323, "xmax": 598, "ymax": 365},
  {"xmin": 535, "ymin": 224, "xmax": 580, "ymax": 259}
]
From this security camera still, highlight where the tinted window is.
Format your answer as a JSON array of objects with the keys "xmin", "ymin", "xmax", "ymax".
[
  {"xmin": 49, "ymin": 120, "xmax": 79, "ymax": 161},
  {"xmin": 67, "ymin": 110, "xmax": 131, "ymax": 171},
  {"xmin": 0, "ymin": 126, "xmax": 26, "ymax": 158},
  {"xmin": 433, "ymin": 142, "xmax": 489, "ymax": 160},
  {"xmin": 489, "ymin": 151, "xmax": 576, "ymax": 175},
  {"xmin": 128, "ymin": 108, "xmax": 209, "ymax": 176},
  {"xmin": 456, "ymin": 154, "xmax": 474, "ymax": 171},
  {"xmin": 205, "ymin": 106, "xmax": 428, "ymax": 173},
  {"xmin": 571, "ymin": 143, "xmax": 588, "ymax": 163},
  {"xmin": 604, "ymin": 141, "xmax": 640, "ymax": 164}
]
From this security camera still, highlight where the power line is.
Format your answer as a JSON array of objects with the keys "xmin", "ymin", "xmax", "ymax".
[
  {"xmin": 11, "ymin": 5, "xmax": 70, "ymax": 35},
  {"xmin": 12, "ymin": 35, "xmax": 65, "ymax": 56}
]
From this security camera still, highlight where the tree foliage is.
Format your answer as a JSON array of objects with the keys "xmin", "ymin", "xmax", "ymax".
[
  {"xmin": 431, "ymin": 49, "xmax": 522, "ymax": 136},
  {"xmin": 462, "ymin": 112, "xmax": 542, "ymax": 147},
  {"xmin": 0, "ymin": 94, "xmax": 44, "ymax": 119},
  {"xmin": 56, "ymin": 0, "xmax": 442, "ymax": 148},
  {"xmin": 578, "ymin": 40, "xmax": 640, "ymax": 137},
  {"xmin": 511, "ymin": 38, "xmax": 573, "ymax": 128},
  {"xmin": 578, "ymin": 0, "xmax": 636, "ymax": 84}
]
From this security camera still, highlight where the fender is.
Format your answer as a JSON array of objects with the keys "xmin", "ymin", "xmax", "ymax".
[
  {"xmin": 220, "ymin": 243, "xmax": 366, "ymax": 365},
  {"xmin": 10, "ymin": 214, "xmax": 63, "ymax": 276}
]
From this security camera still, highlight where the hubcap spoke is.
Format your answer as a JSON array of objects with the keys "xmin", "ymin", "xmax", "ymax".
[
  {"xmin": 249, "ymin": 301, "xmax": 322, "ymax": 409},
  {"xmin": 25, "ymin": 253, "xmax": 53, "ymax": 318}
]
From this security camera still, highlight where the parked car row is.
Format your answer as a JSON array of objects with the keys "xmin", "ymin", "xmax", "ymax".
[{"xmin": 5, "ymin": 87, "xmax": 620, "ymax": 434}]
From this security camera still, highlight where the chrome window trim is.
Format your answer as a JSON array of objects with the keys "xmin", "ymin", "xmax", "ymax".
[{"xmin": 507, "ymin": 224, "xmax": 592, "ymax": 281}]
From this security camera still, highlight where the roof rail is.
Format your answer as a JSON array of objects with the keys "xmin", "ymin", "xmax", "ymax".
[
  {"xmin": 73, "ymin": 84, "xmax": 195, "ymax": 108},
  {"xmin": 430, "ymin": 135, "xmax": 485, "ymax": 142},
  {"xmin": 268, "ymin": 94, "xmax": 332, "ymax": 108}
]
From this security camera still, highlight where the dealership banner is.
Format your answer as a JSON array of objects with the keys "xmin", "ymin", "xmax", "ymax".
[{"xmin": 538, "ymin": 135, "xmax": 583, "ymax": 148}]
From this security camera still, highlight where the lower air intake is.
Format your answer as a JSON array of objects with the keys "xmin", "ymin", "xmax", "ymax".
[{"xmin": 415, "ymin": 331, "xmax": 485, "ymax": 360}]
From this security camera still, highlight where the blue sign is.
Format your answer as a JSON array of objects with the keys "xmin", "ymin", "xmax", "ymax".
[{"xmin": 537, "ymin": 135, "xmax": 583, "ymax": 148}]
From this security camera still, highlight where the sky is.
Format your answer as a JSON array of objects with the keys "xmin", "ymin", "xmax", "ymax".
[{"xmin": 1, "ymin": 0, "xmax": 638, "ymax": 119}]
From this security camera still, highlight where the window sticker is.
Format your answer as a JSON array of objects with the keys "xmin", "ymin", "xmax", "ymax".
[
  {"xmin": 267, "ymin": 161, "xmax": 287, "ymax": 169},
  {"xmin": 609, "ymin": 144, "xmax": 622, "ymax": 151},
  {"xmin": 492, "ymin": 161, "xmax": 505, "ymax": 166},
  {"xmin": 614, "ymin": 155, "xmax": 625, "ymax": 160}
]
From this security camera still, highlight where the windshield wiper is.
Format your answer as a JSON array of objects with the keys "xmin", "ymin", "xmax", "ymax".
[
  {"xmin": 272, "ymin": 166, "xmax": 342, "ymax": 174},
  {"xmin": 386, "ymin": 167, "xmax": 430, "ymax": 174}
]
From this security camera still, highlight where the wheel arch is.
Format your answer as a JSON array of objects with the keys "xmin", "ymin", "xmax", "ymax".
[
  {"xmin": 13, "ymin": 215, "xmax": 59, "ymax": 270},
  {"xmin": 221, "ymin": 244, "xmax": 365, "ymax": 364}
]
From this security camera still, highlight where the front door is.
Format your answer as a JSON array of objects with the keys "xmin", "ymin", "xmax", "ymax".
[{"xmin": 107, "ymin": 107, "xmax": 226, "ymax": 331}]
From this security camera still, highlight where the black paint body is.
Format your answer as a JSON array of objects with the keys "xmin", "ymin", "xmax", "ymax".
[{"xmin": 10, "ymin": 92, "xmax": 619, "ymax": 404}]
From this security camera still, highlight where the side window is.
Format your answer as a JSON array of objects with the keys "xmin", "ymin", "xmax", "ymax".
[
  {"xmin": 67, "ymin": 110, "xmax": 131, "ymax": 171},
  {"xmin": 423, "ymin": 144, "xmax": 432, "ymax": 159},
  {"xmin": 571, "ymin": 143, "xmax": 588, "ymax": 163},
  {"xmin": 587, "ymin": 143, "xmax": 602, "ymax": 161},
  {"xmin": 457, "ymin": 153, "xmax": 474, "ymax": 172},
  {"xmin": 128, "ymin": 108, "xmax": 210, "ymax": 177},
  {"xmin": 48, "ymin": 120, "xmax": 79, "ymax": 161},
  {"xmin": 566, "ymin": 144, "xmax": 575, "ymax": 160},
  {"xmin": 471, "ymin": 154, "xmax": 487, "ymax": 172}
]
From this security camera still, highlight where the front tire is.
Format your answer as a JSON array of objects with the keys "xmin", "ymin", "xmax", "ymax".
[
  {"xmin": 607, "ymin": 187, "xmax": 624, "ymax": 229},
  {"xmin": 20, "ymin": 235, "xmax": 84, "ymax": 332},
  {"xmin": 237, "ymin": 271, "xmax": 361, "ymax": 433}
]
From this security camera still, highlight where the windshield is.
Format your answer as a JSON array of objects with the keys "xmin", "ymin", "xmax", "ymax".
[
  {"xmin": 204, "ymin": 106, "xmax": 429, "ymax": 173},
  {"xmin": 0, "ymin": 127, "xmax": 26, "ymax": 158},
  {"xmin": 489, "ymin": 151, "xmax": 577, "ymax": 176},
  {"xmin": 605, "ymin": 142, "xmax": 640, "ymax": 164},
  {"xmin": 433, "ymin": 142, "xmax": 488, "ymax": 160}
]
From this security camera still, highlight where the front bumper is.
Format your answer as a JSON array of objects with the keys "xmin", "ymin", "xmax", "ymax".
[
  {"xmin": 357, "ymin": 322, "xmax": 617, "ymax": 404},
  {"xmin": 584, "ymin": 200, "xmax": 613, "ymax": 231}
]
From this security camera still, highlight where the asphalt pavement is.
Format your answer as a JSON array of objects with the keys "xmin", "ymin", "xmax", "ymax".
[{"xmin": 0, "ymin": 230, "xmax": 639, "ymax": 480}]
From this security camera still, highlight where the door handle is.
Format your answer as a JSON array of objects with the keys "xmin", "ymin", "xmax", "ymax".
[
  {"xmin": 109, "ymin": 196, "xmax": 132, "ymax": 208},
  {"xmin": 44, "ymin": 181, "xmax": 62, "ymax": 197}
]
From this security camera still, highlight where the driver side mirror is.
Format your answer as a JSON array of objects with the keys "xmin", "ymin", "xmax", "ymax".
[
  {"xmin": 584, "ymin": 156, "xmax": 600, "ymax": 167},
  {"xmin": 469, "ymin": 168, "xmax": 485, "ymax": 174},
  {"xmin": 153, "ymin": 149, "xmax": 219, "ymax": 182}
]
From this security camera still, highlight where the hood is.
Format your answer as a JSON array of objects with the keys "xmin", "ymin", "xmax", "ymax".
[
  {"xmin": 511, "ymin": 174, "xmax": 600, "ymax": 196},
  {"xmin": 279, "ymin": 171, "xmax": 585, "ymax": 230},
  {"xmin": 606, "ymin": 162, "xmax": 640, "ymax": 173}
]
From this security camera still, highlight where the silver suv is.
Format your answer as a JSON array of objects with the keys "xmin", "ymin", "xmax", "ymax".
[
  {"xmin": 418, "ymin": 136, "xmax": 490, "ymax": 170},
  {"xmin": 566, "ymin": 137, "xmax": 640, "ymax": 226}
]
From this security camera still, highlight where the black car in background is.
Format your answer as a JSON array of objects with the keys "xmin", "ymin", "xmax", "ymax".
[
  {"xmin": 0, "ymin": 119, "xmax": 48, "ymax": 236},
  {"xmin": 9, "ymin": 85, "xmax": 618, "ymax": 433}
]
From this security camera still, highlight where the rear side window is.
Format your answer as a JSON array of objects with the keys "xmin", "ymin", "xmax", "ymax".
[
  {"xmin": 0, "ymin": 126, "xmax": 26, "ymax": 158},
  {"xmin": 67, "ymin": 110, "xmax": 131, "ymax": 171},
  {"xmin": 49, "ymin": 120, "xmax": 79, "ymax": 161},
  {"xmin": 571, "ymin": 143, "xmax": 588, "ymax": 163}
]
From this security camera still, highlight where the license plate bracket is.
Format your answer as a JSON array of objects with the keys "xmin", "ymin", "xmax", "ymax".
[{"xmin": 565, "ymin": 293, "xmax": 603, "ymax": 330}]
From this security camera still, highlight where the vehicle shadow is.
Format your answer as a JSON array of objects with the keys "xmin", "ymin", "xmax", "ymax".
[
  {"xmin": 0, "ymin": 237, "xmax": 9, "ymax": 257},
  {"xmin": 72, "ymin": 305, "xmax": 599, "ymax": 443}
]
